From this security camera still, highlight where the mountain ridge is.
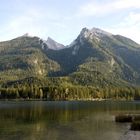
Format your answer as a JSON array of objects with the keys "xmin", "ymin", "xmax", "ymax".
[{"xmin": 0, "ymin": 27, "xmax": 140, "ymax": 87}]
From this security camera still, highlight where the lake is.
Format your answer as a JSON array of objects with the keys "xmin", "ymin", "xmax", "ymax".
[{"xmin": 0, "ymin": 101, "xmax": 140, "ymax": 140}]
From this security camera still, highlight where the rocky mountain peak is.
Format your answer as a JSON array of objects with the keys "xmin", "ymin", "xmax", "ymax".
[
  {"xmin": 46, "ymin": 37, "xmax": 65, "ymax": 50},
  {"xmin": 91, "ymin": 27, "xmax": 112, "ymax": 36},
  {"xmin": 80, "ymin": 27, "xmax": 112, "ymax": 40}
]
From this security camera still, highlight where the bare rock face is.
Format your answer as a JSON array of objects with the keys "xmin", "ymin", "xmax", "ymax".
[{"xmin": 46, "ymin": 37, "xmax": 65, "ymax": 50}]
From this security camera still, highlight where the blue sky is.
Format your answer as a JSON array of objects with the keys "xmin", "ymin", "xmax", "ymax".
[{"xmin": 0, "ymin": 0, "xmax": 140, "ymax": 45}]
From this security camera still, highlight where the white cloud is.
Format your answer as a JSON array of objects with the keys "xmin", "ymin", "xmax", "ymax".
[
  {"xmin": 0, "ymin": 7, "xmax": 49, "ymax": 41},
  {"xmin": 78, "ymin": 1, "xmax": 112, "ymax": 17},
  {"xmin": 0, "ymin": 7, "xmax": 67, "ymax": 41},
  {"xmin": 115, "ymin": 0, "xmax": 140, "ymax": 9},
  {"xmin": 122, "ymin": 12, "xmax": 140, "ymax": 25},
  {"xmin": 78, "ymin": 0, "xmax": 140, "ymax": 17},
  {"xmin": 105, "ymin": 12, "xmax": 140, "ymax": 44}
]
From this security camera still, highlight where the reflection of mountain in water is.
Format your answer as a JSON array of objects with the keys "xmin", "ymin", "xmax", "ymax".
[{"xmin": 0, "ymin": 101, "xmax": 140, "ymax": 140}]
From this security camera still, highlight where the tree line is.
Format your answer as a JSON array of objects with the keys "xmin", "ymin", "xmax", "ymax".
[{"xmin": 0, "ymin": 85, "xmax": 140, "ymax": 100}]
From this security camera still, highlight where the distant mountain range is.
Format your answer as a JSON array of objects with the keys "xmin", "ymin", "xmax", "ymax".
[{"xmin": 0, "ymin": 27, "xmax": 140, "ymax": 87}]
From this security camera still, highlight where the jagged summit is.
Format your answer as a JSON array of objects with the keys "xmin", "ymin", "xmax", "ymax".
[
  {"xmin": 46, "ymin": 37, "xmax": 65, "ymax": 50},
  {"xmin": 80, "ymin": 27, "xmax": 112, "ymax": 39},
  {"xmin": 91, "ymin": 27, "xmax": 112, "ymax": 36},
  {"xmin": 68, "ymin": 27, "xmax": 114, "ymax": 55}
]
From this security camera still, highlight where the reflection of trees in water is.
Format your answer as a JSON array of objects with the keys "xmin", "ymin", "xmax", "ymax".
[
  {"xmin": 0, "ymin": 101, "xmax": 140, "ymax": 139},
  {"xmin": 0, "ymin": 102, "xmax": 90, "ymax": 139},
  {"xmin": 0, "ymin": 101, "xmax": 140, "ymax": 123}
]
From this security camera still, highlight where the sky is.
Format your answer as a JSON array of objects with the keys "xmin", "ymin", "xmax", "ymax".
[{"xmin": 0, "ymin": 0, "xmax": 140, "ymax": 45}]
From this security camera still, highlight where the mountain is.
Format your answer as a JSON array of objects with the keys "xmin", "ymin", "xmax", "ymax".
[
  {"xmin": 0, "ymin": 36, "xmax": 61, "ymax": 84},
  {"xmin": 0, "ymin": 27, "xmax": 140, "ymax": 87},
  {"xmin": 45, "ymin": 27, "xmax": 140, "ymax": 86}
]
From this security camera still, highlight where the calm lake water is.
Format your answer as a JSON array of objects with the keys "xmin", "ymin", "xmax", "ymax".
[{"xmin": 0, "ymin": 101, "xmax": 140, "ymax": 140}]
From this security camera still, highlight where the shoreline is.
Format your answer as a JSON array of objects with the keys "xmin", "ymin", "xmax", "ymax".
[{"xmin": 0, "ymin": 98, "xmax": 139, "ymax": 102}]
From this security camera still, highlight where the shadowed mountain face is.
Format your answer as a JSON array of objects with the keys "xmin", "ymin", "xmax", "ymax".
[{"xmin": 0, "ymin": 27, "xmax": 140, "ymax": 87}]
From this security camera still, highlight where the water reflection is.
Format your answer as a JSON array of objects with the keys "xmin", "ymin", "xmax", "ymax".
[{"xmin": 0, "ymin": 101, "xmax": 140, "ymax": 140}]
